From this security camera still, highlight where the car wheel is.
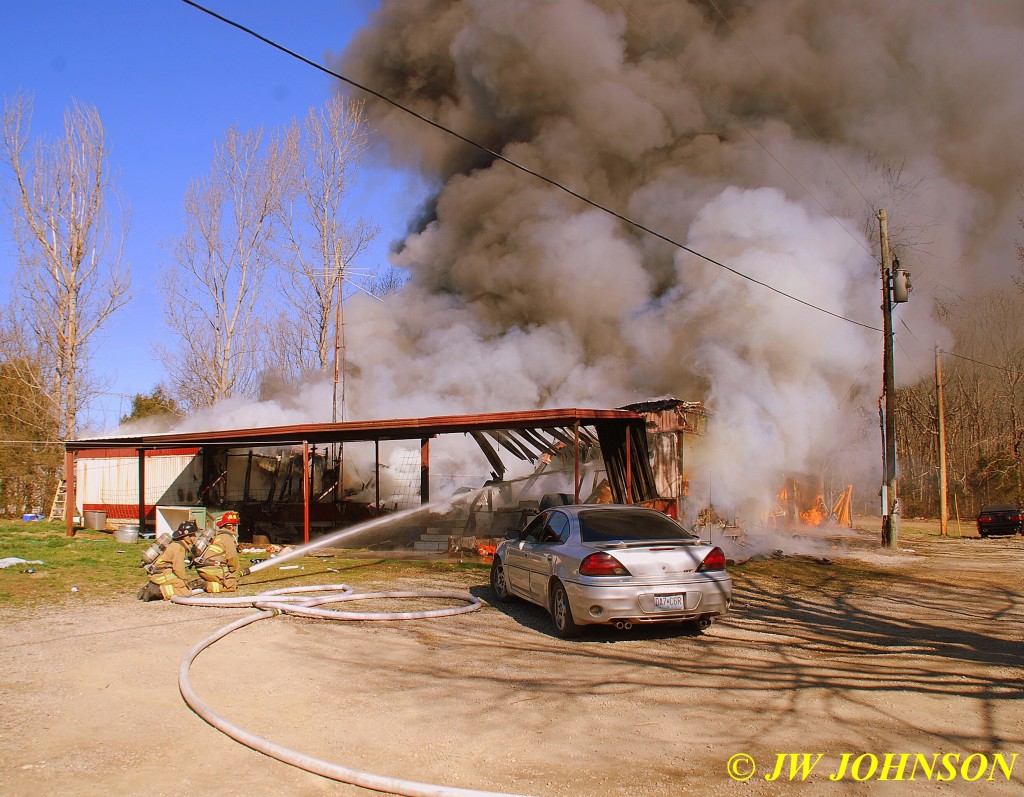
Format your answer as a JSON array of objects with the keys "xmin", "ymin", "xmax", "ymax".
[
  {"xmin": 550, "ymin": 580, "xmax": 581, "ymax": 638},
  {"xmin": 490, "ymin": 558, "xmax": 511, "ymax": 601}
]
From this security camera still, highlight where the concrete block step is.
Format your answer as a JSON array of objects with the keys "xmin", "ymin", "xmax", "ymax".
[{"xmin": 413, "ymin": 541, "xmax": 448, "ymax": 552}]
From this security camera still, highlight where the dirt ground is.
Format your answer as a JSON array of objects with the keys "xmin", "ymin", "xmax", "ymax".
[{"xmin": 1, "ymin": 527, "xmax": 1022, "ymax": 797}]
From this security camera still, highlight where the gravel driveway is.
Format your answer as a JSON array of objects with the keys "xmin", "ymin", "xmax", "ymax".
[{"xmin": 1, "ymin": 529, "xmax": 1021, "ymax": 797}]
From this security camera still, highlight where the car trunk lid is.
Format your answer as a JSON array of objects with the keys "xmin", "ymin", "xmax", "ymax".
[{"xmin": 603, "ymin": 544, "xmax": 710, "ymax": 578}]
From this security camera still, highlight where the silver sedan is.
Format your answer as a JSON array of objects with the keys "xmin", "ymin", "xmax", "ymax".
[{"xmin": 489, "ymin": 504, "xmax": 732, "ymax": 637}]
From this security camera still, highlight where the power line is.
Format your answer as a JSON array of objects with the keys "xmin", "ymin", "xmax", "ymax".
[
  {"xmin": 898, "ymin": 317, "xmax": 921, "ymax": 343},
  {"xmin": 940, "ymin": 349, "xmax": 1024, "ymax": 378},
  {"xmin": 895, "ymin": 335, "xmax": 915, "ymax": 366},
  {"xmin": 835, "ymin": 336, "xmax": 883, "ymax": 412},
  {"xmin": 882, "ymin": 307, "xmax": 1023, "ymax": 379},
  {"xmin": 894, "ymin": 306, "xmax": 1024, "ymax": 377},
  {"xmin": 0, "ymin": 439, "xmax": 66, "ymax": 446},
  {"xmin": 178, "ymin": 0, "xmax": 882, "ymax": 333}
]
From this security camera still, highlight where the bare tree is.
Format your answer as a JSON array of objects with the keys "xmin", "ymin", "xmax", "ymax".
[
  {"xmin": 271, "ymin": 96, "xmax": 379, "ymax": 398},
  {"xmin": 367, "ymin": 265, "xmax": 408, "ymax": 298},
  {"xmin": 896, "ymin": 286, "xmax": 1024, "ymax": 516},
  {"xmin": 956, "ymin": 289, "xmax": 1024, "ymax": 506},
  {"xmin": 158, "ymin": 126, "xmax": 287, "ymax": 411},
  {"xmin": 0, "ymin": 94, "xmax": 131, "ymax": 439}
]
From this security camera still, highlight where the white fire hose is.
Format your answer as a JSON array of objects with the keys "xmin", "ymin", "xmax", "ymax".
[{"xmin": 174, "ymin": 585, "xmax": 534, "ymax": 797}]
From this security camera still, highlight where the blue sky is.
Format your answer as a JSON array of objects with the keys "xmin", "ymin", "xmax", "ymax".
[{"xmin": 1, "ymin": 0, "xmax": 420, "ymax": 431}]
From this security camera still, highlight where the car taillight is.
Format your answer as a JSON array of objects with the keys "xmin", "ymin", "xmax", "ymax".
[
  {"xmin": 697, "ymin": 547, "xmax": 726, "ymax": 572},
  {"xmin": 1011, "ymin": 515, "xmax": 1023, "ymax": 523},
  {"xmin": 978, "ymin": 516, "xmax": 991, "ymax": 523},
  {"xmin": 580, "ymin": 553, "xmax": 631, "ymax": 576}
]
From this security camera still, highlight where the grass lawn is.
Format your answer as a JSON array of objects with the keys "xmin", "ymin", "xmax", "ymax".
[
  {"xmin": 0, "ymin": 514, "xmax": 980, "ymax": 609},
  {"xmin": 0, "ymin": 520, "xmax": 490, "ymax": 607}
]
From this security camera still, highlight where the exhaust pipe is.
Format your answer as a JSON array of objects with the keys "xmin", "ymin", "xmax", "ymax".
[
  {"xmin": 614, "ymin": 621, "xmax": 633, "ymax": 630},
  {"xmin": 697, "ymin": 615, "xmax": 713, "ymax": 630}
]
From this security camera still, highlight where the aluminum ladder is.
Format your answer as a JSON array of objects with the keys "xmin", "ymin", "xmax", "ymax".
[{"xmin": 49, "ymin": 479, "xmax": 67, "ymax": 521}]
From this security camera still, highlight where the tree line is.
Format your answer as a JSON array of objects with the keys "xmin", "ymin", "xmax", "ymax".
[
  {"xmin": 0, "ymin": 93, "xmax": 389, "ymax": 514},
  {"xmin": 895, "ymin": 282, "xmax": 1024, "ymax": 520}
]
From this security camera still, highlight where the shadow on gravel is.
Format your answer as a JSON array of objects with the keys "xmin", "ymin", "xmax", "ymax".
[
  {"xmin": 469, "ymin": 584, "xmax": 706, "ymax": 643},
  {"xmin": 445, "ymin": 544, "xmax": 1024, "ymax": 752}
]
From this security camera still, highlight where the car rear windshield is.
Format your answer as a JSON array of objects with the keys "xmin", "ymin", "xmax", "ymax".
[{"xmin": 577, "ymin": 508, "xmax": 697, "ymax": 543}]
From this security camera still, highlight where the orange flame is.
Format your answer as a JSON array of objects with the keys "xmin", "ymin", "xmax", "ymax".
[{"xmin": 799, "ymin": 495, "xmax": 829, "ymax": 527}]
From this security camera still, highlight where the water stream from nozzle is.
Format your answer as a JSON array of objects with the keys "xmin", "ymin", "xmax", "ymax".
[{"xmin": 245, "ymin": 488, "xmax": 486, "ymax": 574}]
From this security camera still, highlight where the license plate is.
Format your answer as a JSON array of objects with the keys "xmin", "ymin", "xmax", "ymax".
[{"xmin": 654, "ymin": 594, "xmax": 684, "ymax": 610}]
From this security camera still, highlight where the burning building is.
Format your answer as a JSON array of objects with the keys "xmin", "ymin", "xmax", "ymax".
[{"xmin": 65, "ymin": 407, "xmax": 659, "ymax": 547}]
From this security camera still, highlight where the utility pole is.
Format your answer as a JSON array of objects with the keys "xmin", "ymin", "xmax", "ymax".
[
  {"xmin": 331, "ymin": 254, "xmax": 346, "ymax": 503},
  {"xmin": 878, "ymin": 209, "xmax": 899, "ymax": 549},
  {"xmin": 935, "ymin": 344, "xmax": 949, "ymax": 536},
  {"xmin": 332, "ymin": 259, "xmax": 344, "ymax": 424}
]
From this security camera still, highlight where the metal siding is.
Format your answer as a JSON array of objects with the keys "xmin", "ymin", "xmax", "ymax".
[{"xmin": 75, "ymin": 453, "xmax": 202, "ymax": 517}]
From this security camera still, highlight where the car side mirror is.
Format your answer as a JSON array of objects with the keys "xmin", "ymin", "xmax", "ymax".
[{"xmin": 504, "ymin": 529, "xmax": 522, "ymax": 541}]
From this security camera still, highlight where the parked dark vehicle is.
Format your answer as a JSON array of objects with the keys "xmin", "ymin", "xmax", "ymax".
[{"xmin": 976, "ymin": 504, "xmax": 1024, "ymax": 537}]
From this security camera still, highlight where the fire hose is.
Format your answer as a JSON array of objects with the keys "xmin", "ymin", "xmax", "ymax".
[{"xmin": 173, "ymin": 585, "xmax": 535, "ymax": 797}]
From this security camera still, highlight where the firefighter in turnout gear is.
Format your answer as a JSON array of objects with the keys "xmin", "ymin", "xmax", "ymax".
[
  {"xmin": 137, "ymin": 521, "xmax": 198, "ymax": 601},
  {"xmin": 194, "ymin": 511, "xmax": 241, "ymax": 593}
]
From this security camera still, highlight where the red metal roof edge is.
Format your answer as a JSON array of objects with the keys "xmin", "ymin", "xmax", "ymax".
[
  {"xmin": 66, "ymin": 408, "xmax": 644, "ymax": 450},
  {"xmin": 75, "ymin": 447, "xmax": 202, "ymax": 459}
]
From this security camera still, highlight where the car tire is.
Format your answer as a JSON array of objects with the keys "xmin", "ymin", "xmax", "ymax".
[
  {"xmin": 490, "ymin": 558, "xmax": 511, "ymax": 602},
  {"xmin": 550, "ymin": 580, "xmax": 582, "ymax": 638}
]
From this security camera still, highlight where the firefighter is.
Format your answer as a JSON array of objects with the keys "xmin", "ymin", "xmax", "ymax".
[
  {"xmin": 194, "ymin": 510, "xmax": 242, "ymax": 593},
  {"xmin": 137, "ymin": 521, "xmax": 198, "ymax": 601}
]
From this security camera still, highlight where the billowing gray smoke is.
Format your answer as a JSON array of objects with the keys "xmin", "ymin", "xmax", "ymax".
[{"xmin": 201, "ymin": 1, "xmax": 1024, "ymax": 523}]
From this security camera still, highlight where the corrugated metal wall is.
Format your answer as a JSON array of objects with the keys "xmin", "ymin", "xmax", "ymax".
[{"xmin": 76, "ymin": 451, "xmax": 203, "ymax": 519}]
